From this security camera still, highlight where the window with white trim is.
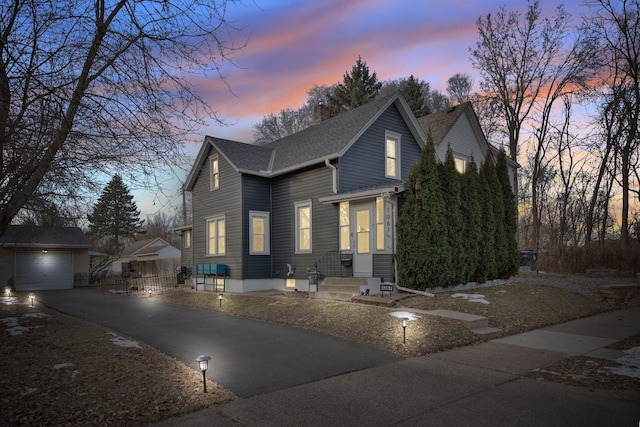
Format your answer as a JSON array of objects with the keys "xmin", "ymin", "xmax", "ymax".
[
  {"xmin": 206, "ymin": 215, "xmax": 225, "ymax": 256},
  {"xmin": 454, "ymin": 157, "xmax": 467, "ymax": 174},
  {"xmin": 295, "ymin": 200, "xmax": 312, "ymax": 253},
  {"xmin": 339, "ymin": 202, "xmax": 350, "ymax": 251},
  {"xmin": 210, "ymin": 156, "xmax": 219, "ymax": 190},
  {"xmin": 385, "ymin": 132, "xmax": 401, "ymax": 179},
  {"xmin": 376, "ymin": 197, "xmax": 385, "ymax": 251},
  {"xmin": 249, "ymin": 211, "xmax": 270, "ymax": 255}
]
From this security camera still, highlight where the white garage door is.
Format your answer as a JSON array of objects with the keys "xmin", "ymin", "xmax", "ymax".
[{"xmin": 16, "ymin": 251, "xmax": 73, "ymax": 291}]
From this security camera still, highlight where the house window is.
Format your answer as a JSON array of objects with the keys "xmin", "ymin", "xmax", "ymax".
[
  {"xmin": 385, "ymin": 132, "xmax": 401, "ymax": 179},
  {"xmin": 184, "ymin": 229, "xmax": 191, "ymax": 249},
  {"xmin": 454, "ymin": 157, "xmax": 467, "ymax": 174},
  {"xmin": 206, "ymin": 215, "xmax": 225, "ymax": 256},
  {"xmin": 249, "ymin": 211, "xmax": 270, "ymax": 255},
  {"xmin": 210, "ymin": 156, "xmax": 219, "ymax": 190},
  {"xmin": 376, "ymin": 197, "xmax": 385, "ymax": 251},
  {"xmin": 295, "ymin": 200, "xmax": 312, "ymax": 253},
  {"xmin": 339, "ymin": 202, "xmax": 350, "ymax": 251}
]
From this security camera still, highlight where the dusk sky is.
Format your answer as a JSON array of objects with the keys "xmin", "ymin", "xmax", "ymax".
[{"xmin": 137, "ymin": 0, "xmax": 589, "ymax": 216}]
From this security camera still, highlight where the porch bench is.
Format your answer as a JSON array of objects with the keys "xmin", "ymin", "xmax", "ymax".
[{"xmin": 380, "ymin": 283, "xmax": 394, "ymax": 297}]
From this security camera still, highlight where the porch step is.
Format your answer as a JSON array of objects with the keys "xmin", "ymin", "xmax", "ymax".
[{"xmin": 311, "ymin": 278, "xmax": 368, "ymax": 301}]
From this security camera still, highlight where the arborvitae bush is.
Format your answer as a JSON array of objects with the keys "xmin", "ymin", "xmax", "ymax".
[
  {"xmin": 496, "ymin": 151, "xmax": 520, "ymax": 277},
  {"xmin": 440, "ymin": 149, "xmax": 465, "ymax": 286},
  {"xmin": 397, "ymin": 138, "xmax": 451, "ymax": 290},
  {"xmin": 461, "ymin": 160, "xmax": 482, "ymax": 283}
]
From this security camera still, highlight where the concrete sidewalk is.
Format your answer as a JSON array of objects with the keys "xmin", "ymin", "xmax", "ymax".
[{"xmin": 154, "ymin": 307, "xmax": 640, "ymax": 427}]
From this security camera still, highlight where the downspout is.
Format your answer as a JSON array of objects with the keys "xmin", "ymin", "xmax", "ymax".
[{"xmin": 325, "ymin": 159, "xmax": 337, "ymax": 194}]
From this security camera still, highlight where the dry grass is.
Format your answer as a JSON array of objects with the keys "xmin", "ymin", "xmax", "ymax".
[
  {"xmin": 1, "ymin": 276, "xmax": 637, "ymax": 425},
  {"xmin": 0, "ymin": 297, "xmax": 235, "ymax": 426}
]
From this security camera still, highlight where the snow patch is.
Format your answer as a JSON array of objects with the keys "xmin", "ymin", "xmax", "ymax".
[
  {"xmin": 7, "ymin": 326, "xmax": 30, "ymax": 336},
  {"xmin": 0, "ymin": 296, "xmax": 19, "ymax": 305},
  {"xmin": 21, "ymin": 388, "xmax": 38, "ymax": 396},
  {"xmin": 24, "ymin": 312, "xmax": 51, "ymax": 319},
  {"xmin": 389, "ymin": 311, "xmax": 421, "ymax": 321},
  {"xmin": 53, "ymin": 362, "xmax": 73, "ymax": 370},
  {"xmin": 107, "ymin": 332, "xmax": 141, "ymax": 348},
  {"xmin": 606, "ymin": 346, "xmax": 640, "ymax": 379},
  {"xmin": 1, "ymin": 317, "xmax": 20, "ymax": 327},
  {"xmin": 451, "ymin": 293, "xmax": 490, "ymax": 305}
]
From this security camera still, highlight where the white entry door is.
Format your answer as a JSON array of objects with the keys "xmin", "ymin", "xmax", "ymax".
[{"xmin": 352, "ymin": 203, "xmax": 373, "ymax": 277}]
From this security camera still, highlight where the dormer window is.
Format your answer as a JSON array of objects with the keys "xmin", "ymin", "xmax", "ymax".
[
  {"xmin": 385, "ymin": 132, "xmax": 401, "ymax": 179},
  {"xmin": 210, "ymin": 155, "xmax": 219, "ymax": 190}
]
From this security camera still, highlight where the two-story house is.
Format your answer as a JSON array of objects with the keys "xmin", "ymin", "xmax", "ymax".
[{"xmin": 179, "ymin": 91, "xmax": 515, "ymax": 294}]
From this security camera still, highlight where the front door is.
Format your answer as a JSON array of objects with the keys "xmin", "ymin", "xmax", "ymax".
[{"xmin": 352, "ymin": 203, "xmax": 373, "ymax": 277}]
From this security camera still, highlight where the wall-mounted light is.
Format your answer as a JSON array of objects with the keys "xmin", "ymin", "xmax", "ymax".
[{"xmin": 196, "ymin": 355, "xmax": 211, "ymax": 393}]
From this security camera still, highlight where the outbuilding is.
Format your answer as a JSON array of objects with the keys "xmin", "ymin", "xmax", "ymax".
[{"xmin": 0, "ymin": 225, "xmax": 91, "ymax": 291}]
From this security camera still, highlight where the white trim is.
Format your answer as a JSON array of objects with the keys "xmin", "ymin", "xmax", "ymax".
[
  {"xmin": 385, "ymin": 131, "xmax": 401, "ymax": 179},
  {"xmin": 206, "ymin": 214, "xmax": 226, "ymax": 256},
  {"xmin": 249, "ymin": 211, "xmax": 270, "ymax": 255},
  {"xmin": 294, "ymin": 200, "xmax": 312, "ymax": 254},
  {"xmin": 319, "ymin": 184, "xmax": 405, "ymax": 204}
]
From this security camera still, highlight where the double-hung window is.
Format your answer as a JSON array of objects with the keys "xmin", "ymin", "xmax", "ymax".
[
  {"xmin": 210, "ymin": 156, "xmax": 219, "ymax": 190},
  {"xmin": 295, "ymin": 200, "xmax": 312, "ymax": 253},
  {"xmin": 385, "ymin": 132, "xmax": 401, "ymax": 179},
  {"xmin": 249, "ymin": 211, "xmax": 270, "ymax": 255},
  {"xmin": 206, "ymin": 215, "xmax": 225, "ymax": 256},
  {"xmin": 339, "ymin": 202, "xmax": 350, "ymax": 251}
]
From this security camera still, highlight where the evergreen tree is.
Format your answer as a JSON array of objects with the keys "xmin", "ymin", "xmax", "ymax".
[
  {"xmin": 327, "ymin": 56, "xmax": 382, "ymax": 117},
  {"xmin": 461, "ymin": 159, "xmax": 482, "ymax": 282},
  {"xmin": 496, "ymin": 150, "xmax": 520, "ymax": 276},
  {"xmin": 397, "ymin": 136, "xmax": 451, "ymax": 290},
  {"xmin": 475, "ymin": 160, "xmax": 497, "ymax": 281},
  {"xmin": 88, "ymin": 175, "xmax": 145, "ymax": 253},
  {"xmin": 401, "ymin": 75, "xmax": 430, "ymax": 117},
  {"xmin": 440, "ymin": 149, "xmax": 465, "ymax": 285},
  {"xmin": 484, "ymin": 156, "xmax": 507, "ymax": 278}
]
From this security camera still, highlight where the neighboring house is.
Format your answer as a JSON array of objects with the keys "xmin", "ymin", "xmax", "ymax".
[
  {"xmin": 180, "ymin": 91, "xmax": 517, "ymax": 293},
  {"xmin": 110, "ymin": 237, "xmax": 181, "ymax": 276},
  {"xmin": 0, "ymin": 225, "xmax": 91, "ymax": 291}
]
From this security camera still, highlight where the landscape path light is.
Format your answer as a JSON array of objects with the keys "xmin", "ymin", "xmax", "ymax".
[
  {"xmin": 196, "ymin": 354, "xmax": 211, "ymax": 393},
  {"xmin": 5, "ymin": 286, "xmax": 10, "ymax": 296},
  {"xmin": 402, "ymin": 317, "xmax": 408, "ymax": 344},
  {"xmin": 218, "ymin": 293, "xmax": 223, "ymax": 308},
  {"xmin": 29, "ymin": 293, "xmax": 35, "ymax": 307}
]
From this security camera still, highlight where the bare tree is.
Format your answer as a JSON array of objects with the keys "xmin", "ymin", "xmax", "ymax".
[
  {"xmin": 446, "ymin": 73, "xmax": 473, "ymax": 104},
  {"xmin": 585, "ymin": 0, "xmax": 640, "ymax": 255},
  {"xmin": 143, "ymin": 211, "xmax": 182, "ymax": 248},
  {"xmin": 0, "ymin": 0, "xmax": 242, "ymax": 237},
  {"xmin": 471, "ymin": 0, "xmax": 595, "ymax": 249}
]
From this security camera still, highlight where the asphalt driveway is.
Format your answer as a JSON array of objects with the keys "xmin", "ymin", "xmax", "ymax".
[{"xmin": 36, "ymin": 289, "xmax": 401, "ymax": 397}]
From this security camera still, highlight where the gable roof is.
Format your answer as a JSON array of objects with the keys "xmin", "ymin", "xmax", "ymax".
[
  {"xmin": 186, "ymin": 92, "xmax": 426, "ymax": 190},
  {"xmin": 121, "ymin": 238, "xmax": 172, "ymax": 257},
  {"xmin": 417, "ymin": 102, "xmax": 470, "ymax": 147},
  {"xmin": 0, "ymin": 225, "xmax": 91, "ymax": 248}
]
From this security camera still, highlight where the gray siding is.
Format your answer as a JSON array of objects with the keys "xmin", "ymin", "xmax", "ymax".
[
  {"xmin": 271, "ymin": 164, "xmax": 337, "ymax": 280},
  {"xmin": 373, "ymin": 254, "xmax": 394, "ymax": 282},
  {"xmin": 242, "ymin": 174, "xmax": 272, "ymax": 279},
  {"xmin": 190, "ymin": 146, "xmax": 243, "ymax": 279},
  {"xmin": 339, "ymin": 104, "xmax": 422, "ymax": 192},
  {"xmin": 434, "ymin": 111, "xmax": 487, "ymax": 167}
]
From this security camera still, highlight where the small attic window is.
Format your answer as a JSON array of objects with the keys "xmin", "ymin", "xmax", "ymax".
[{"xmin": 210, "ymin": 155, "xmax": 219, "ymax": 190}]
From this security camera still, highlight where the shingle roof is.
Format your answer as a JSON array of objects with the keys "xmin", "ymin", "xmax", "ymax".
[
  {"xmin": 0, "ymin": 225, "xmax": 91, "ymax": 248},
  {"xmin": 417, "ymin": 102, "xmax": 470, "ymax": 146},
  {"xmin": 121, "ymin": 238, "xmax": 171, "ymax": 256}
]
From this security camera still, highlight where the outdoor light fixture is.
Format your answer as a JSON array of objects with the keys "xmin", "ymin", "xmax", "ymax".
[
  {"xmin": 4, "ymin": 286, "xmax": 10, "ymax": 296},
  {"xmin": 402, "ymin": 317, "xmax": 408, "ymax": 344},
  {"xmin": 148, "ymin": 289, "xmax": 152, "ymax": 298},
  {"xmin": 196, "ymin": 355, "xmax": 211, "ymax": 393},
  {"xmin": 29, "ymin": 293, "xmax": 35, "ymax": 307},
  {"xmin": 218, "ymin": 294, "xmax": 223, "ymax": 308}
]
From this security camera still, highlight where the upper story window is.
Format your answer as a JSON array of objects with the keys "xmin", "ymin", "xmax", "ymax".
[
  {"xmin": 454, "ymin": 157, "xmax": 467, "ymax": 174},
  {"xmin": 295, "ymin": 200, "xmax": 312, "ymax": 253},
  {"xmin": 249, "ymin": 211, "xmax": 270, "ymax": 255},
  {"xmin": 385, "ymin": 132, "xmax": 401, "ymax": 179},
  {"xmin": 206, "ymin": 215, "xmax": 225, "ymax": 256},
  {"xmin": 339, "ymin": 202, "xmax": 350, "ymax": 251},
  {"xmin": 210, "ymin": 156, "xmax": 219, "ymax": 190}
]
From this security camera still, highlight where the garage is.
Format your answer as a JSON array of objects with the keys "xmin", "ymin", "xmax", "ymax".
[
  {"xmin": 16, "ymin": 251, "xmax": 74, "ymax": 291},
  {"xmin": 0, "ymin": 225, "xmax": 90, "ymax": 291}
]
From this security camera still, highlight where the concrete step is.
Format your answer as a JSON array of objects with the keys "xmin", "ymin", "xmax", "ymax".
[
  {"xmin": 471, "ymin": 326, "xmax": 503, "ymax": 339},
  {"xmin": 311, "ymin": 291, "xmax": 359, "ymax": 301}
]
